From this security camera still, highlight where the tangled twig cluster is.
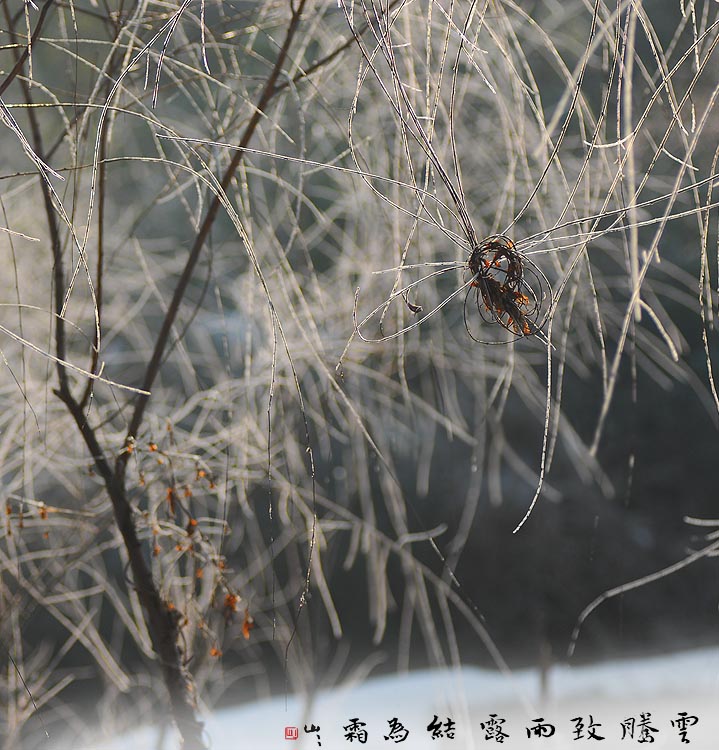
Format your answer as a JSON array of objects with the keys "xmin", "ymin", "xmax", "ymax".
[{"xmin": 466, "ymin": 235, "xmax": 552, "ymax": 342}]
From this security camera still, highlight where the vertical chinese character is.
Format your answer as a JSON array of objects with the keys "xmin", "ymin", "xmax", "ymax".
[
  {"xmin": 344, "ymin": 718, "xmax": 368, "ymax": 744},
  {"xmin": 304, "ymin": 723, "xmax": 322, "ymax": 747},
  {"xmin": 526, "ymin": 718, "xmax": 556, "ymax": 738},
  {"xmin": 426, "ymin": 716, "xmax": 456, "ymax": 740},
  {"xmin": 571, "ymin": 715, "xmax": 605, "ymax": 741},
  {"xmin": 481, "ymin": 714, "xmax": 509, "ymax": 743},
  {"xmin": 622, "ymin": 714, "xmax": 659, "ymax": 743},
  {"xmin": 671, "ymin": 712, "xmax": 699, "ymax": 744},
  {"xmin": 384, "ymin": 718, "xmax": 409, "ymax": 743}
]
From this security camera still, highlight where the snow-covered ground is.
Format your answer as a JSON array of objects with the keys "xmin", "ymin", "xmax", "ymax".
[{"xmin": 77, "ymin": 648, "xmax": 719, "ymax": 749}]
